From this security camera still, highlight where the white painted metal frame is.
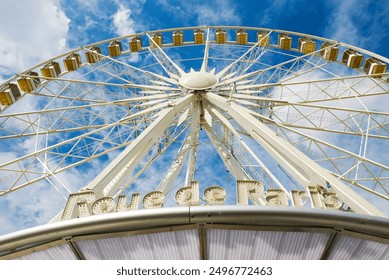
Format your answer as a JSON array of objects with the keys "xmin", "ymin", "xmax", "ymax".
[{"xmin": 0, "ymin": 26, "xmax": 388, "ymax": 225}]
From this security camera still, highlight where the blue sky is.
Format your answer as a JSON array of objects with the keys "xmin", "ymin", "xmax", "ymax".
[{"xmin": 0, "ymin": 0, "xmax": 388, "ymax": 235}]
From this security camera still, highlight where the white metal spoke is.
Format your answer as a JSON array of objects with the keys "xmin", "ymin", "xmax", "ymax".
[
  {"xmin": 145, "ymin": 33, "xmax": 186, "ymax": 79},
  {"xmin": 84, "ymin": 94, "xmax": 194, "ymax": 197},
  {"xmin": 204, "ymin": 91, "xmax": 385, "ymax": 216},
  {"xmin": 216, "ymin": 31, "xmax": 271, "ymax": 80},
  {"xmin": 0, "ymin": 98, "xmax": 179, "ymax": 195},
  {"xmin": 83, "ymin": 47, "xmax": 178, "ymax": 86},
  {"xmin": 114, "ymin": 121, "xmax": 190, "ymax": 198},
  {"xmin": 200, "ymin": 27, "xmax": 211, "ymax": 72},
  {"xmin": 272, "ymin": 122, "xmax": 389, "ymax": 197},
  {"xmin": 202, "ymin": 122, "xmax": 251, "ymax": 181},
  {"xmin": 205, "ymin": 103, "xmax": 291, "ymax": 198},
  {"xmin": 157, "ymin": 98, "xmax": 201, "ymax": 193},
  {"xmin": 217, "ymin": 45, "xmax": 334, "ymax": 87}
]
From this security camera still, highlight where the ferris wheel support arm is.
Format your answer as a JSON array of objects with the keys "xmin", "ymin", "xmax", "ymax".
[
  {"xmin": 218, "ymin": 44, "xmax": 334, "ymax": 86},
  {"xmin": 203, "ymin": 92, "xmax": 386, "ymax": 217},
  {"xmin": 157, "ymin": 98, "xmax": 201, "ymax": 193},
  {"xmin": 184, "ymin": 100, "xmax": 201, "ymax": 186},
  {"xmin": 82, "ymin": 47, "xmax": 177, "ymax": 85},
  {"xmin": 113, "ymin": 121, "xmax": 190, "ymax": 198},
  {"xmin": 204, "ymin": 103, "xmax": 291, "ymax": 199},
  {"xmin": 84, "ymin": 94, "xmax": 195, "ymax": 198},
  {"xmin": 202, "ymin": 122, "xmax": 251, "ymax": 182},
  {"xmin": 200, "ymin": 27, "xmax": 211, "ymax": 72},
  {"xmin": 145, "ymin": 33, "xmax": 186, "ymax": 79},
  {"xmin": 216, "ymin": 31, "xmax": 271, "ymax": 80}
]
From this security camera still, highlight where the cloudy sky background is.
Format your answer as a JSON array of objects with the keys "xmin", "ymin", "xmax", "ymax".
[{"xmin": 0, "ymin": 0, "xmax": 388, "ymax": 235}]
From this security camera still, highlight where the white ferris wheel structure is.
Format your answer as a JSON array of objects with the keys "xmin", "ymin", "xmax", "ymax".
[{"xmin": 0, "ymin": 26, "xmax": 388, "ymax": 260}]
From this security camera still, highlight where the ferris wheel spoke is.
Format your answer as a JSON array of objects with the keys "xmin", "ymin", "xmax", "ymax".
[
  {"xmin": 0, "ymin": 98, "xmax": 178, "ymax": 195},
  {"xmin": 202, "ymin": 122, "xmax": 251, "ymax": 180},
  {"xmin": 329, "ymin": 171, "xmax": 389, "ymax": 200},
  {"xmin": 26, "ymin": 73, "xmax": 174, "ymax": 92},
  {"xmin": 225, "ymin": 94, "xmax": 389, "ymax": 140},
  {"xmin": 263, "ymin": 55, "xmax": 330, "ymax": 86},
  {"xmin": 0, "ymin": 102, "xmax": 130, "ymax": 139},
  {"xmin": 155, "ymin": 99, "xmax": 201, "ymax": 194},
  {"xmin": 274, "ymin": 123, "xmax": 389, "ymax": 194},
  {"xmin": 30, "ymin": 61, "xmax": 140, "ymax": 103},
  {"xmin": 200, "ymin": 27, "xmax": 211, "ymax": 72},
  {"xmin": 0, "ymin": 121, "xmax": 138, "ymax": 197},
  {"xmin": 82, "ymin": 94, "xmax": 195, "ymax": 198},
  {"xmin": 216, "ymin": 31, "xmax": 271, "ymax": 80},
  {"xmin": 274, "ymin": 123, "xmax": 389, "ymax": 198},
  {"xmin": 83, "ymin": 47, "xmax": 179, "ymax": 86},
  {"xmin": 204, "ymin": 91, "xmax": 385, "ymax": 216},
  {"xmin": 145, "ymin": 33, "xmax": 186, "ymax": 79},
  {"xmin": 217, "ymin": 45, "xmax": 334, "ymax": 87},
  {"xmin": 156, "ymin": 123, "xmax": 195, "ymax": 194},
  {"xmin": 204, "ymin": 103, "xmax": 292, "ymax": 198},
  {"xmin": 274, "ymin": 104, "xmax": 389, "ymax": 139},
  {"xmin": 113, "ymin": 118, "xmax": 191, "ymax": 198},
  {"xmin": 269, "ymin": 72, "xmax": 389, "ymax": 103}
]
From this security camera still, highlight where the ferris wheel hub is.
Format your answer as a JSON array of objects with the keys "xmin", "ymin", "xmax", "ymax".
[{"xmin": 179, "ymin": 71, "xmax": 218, "ymax": 90}]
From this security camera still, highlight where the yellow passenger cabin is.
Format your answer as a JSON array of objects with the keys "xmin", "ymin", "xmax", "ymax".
[
  {"xmin": 173, "ymin": 31, "xmax": 184, "ymax": 46},
  {"xmin": 215, "ymin": 29, "xmax": 227, "ymax": 44},
  {"xmin": 363, "ymin": 58, "xmax": 387, "ymax": 78},
  {"xmin": 257, "ymin": 31, "xmax": 270, "ymax": 47},
  {"xmin": 64, "ymin": 53, "xmax": 82, "ymax": 71},
  {"xmin": 130, "ymin": 36, "xmax": 142, "ymax": 52},
  {"xmin": 108, "ymin": 41, "xmax": 122, "ymax": 57},
  {"xmin": 320, "ymin": 42, "xmax": 339, "ymax": 61},
  {"xmin": 236, "ymin": 29, "xmax": 248, "ymax": 45},
  {"xmin": 17, "ymin": 71, "xmax": 40, "ymax": 93},
  {"xmin": 342, "ymin": 49, "xmax": 363, "ymax": 68},
  {"xmin": 151, "ymin": 33, "xmax": 163, "ymax": 48},
  {"xmin": 278, "ymin": 34, "xmax": 292, "ymax": 50},
  {"xmin": 0, "ymin": 83, "xmax": 21, "ymax": 106},
  {"xmin": 298, "ymin": 38, "xmax": 316, "ymax": 54},
  {"xmin": 41, "ymin": 61, "xmax": 61, "ymax": 78},
  {"xmin": 85, "ymin": 46, "xmax": 102, "ymax": 64},
  {"xmin": 194, "ymin": 29, "xmax": 204, "ymax": 44}
]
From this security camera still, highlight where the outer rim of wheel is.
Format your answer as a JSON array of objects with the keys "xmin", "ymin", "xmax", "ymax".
[{"xmin": 1, "ymin": 25, "xmax": 388, "ymax": 92}]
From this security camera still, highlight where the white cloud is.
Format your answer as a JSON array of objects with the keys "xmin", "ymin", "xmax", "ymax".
[
  {"xmin": 258, "ymin": 0, "xmax": 310, "ymax": 27},
  {"xmin": 0, "ymin": 0, "xmax": 70, "ymax": 80},
  {"xmin": 324, "ymin": 0, "xmax": 389, "ymax": 52},
  {"xmin": 193, "ymin": 0, "xmax": 241, "ymax": 25},
  {"xmin": 112, "ymin": 0, "xmax": 147, "ymax": 37},
  {"xmin": 157, "ymin": 0, "xmax": 241, "ymax": 26},
  {"xmin": 112, "ymin": 4, "xmax": 137, "ymax": 37}
]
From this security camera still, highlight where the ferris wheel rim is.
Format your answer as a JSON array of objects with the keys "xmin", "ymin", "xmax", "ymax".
[{"xmin": 1, "ymin": 25, "xmax": 388, "ymax": 88}]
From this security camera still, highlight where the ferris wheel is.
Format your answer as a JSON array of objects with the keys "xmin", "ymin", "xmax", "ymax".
[{"xmin": 0, "ymin": 26, "xmax": 388, "ymax": 244}]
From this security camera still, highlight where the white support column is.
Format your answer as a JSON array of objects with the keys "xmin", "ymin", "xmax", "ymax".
[
  {"xmin": 200, "ymin": 27, "xmax": 211, "ymax": 72},
  {"xmin": 203, "ymin": 92, "xmax": 386, "ymax": 217},
  {"xmin": 204, "ymin": 103, "xmax": 291, "ymax": 199},
  {"xmin": 184, "ymin": 101, "xmax": 201, "ymax": 186},
  {"xmin": 216, "ymin": 31, "xmax": 271, "ymax": 80},
  {"xmin": 145, "ymin": 33, "xmax": 185, "ymax": 79},
  {"xmin": 203, "ymin": 122, "xmax": 250, "ymax": 182},
  {"xmin": 157, "ymin": 98, "xmax": 201, "ymax": 193},
  {"xmin": 84, "ymin": 94, "xmax": 195, "ymax": 198}
]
